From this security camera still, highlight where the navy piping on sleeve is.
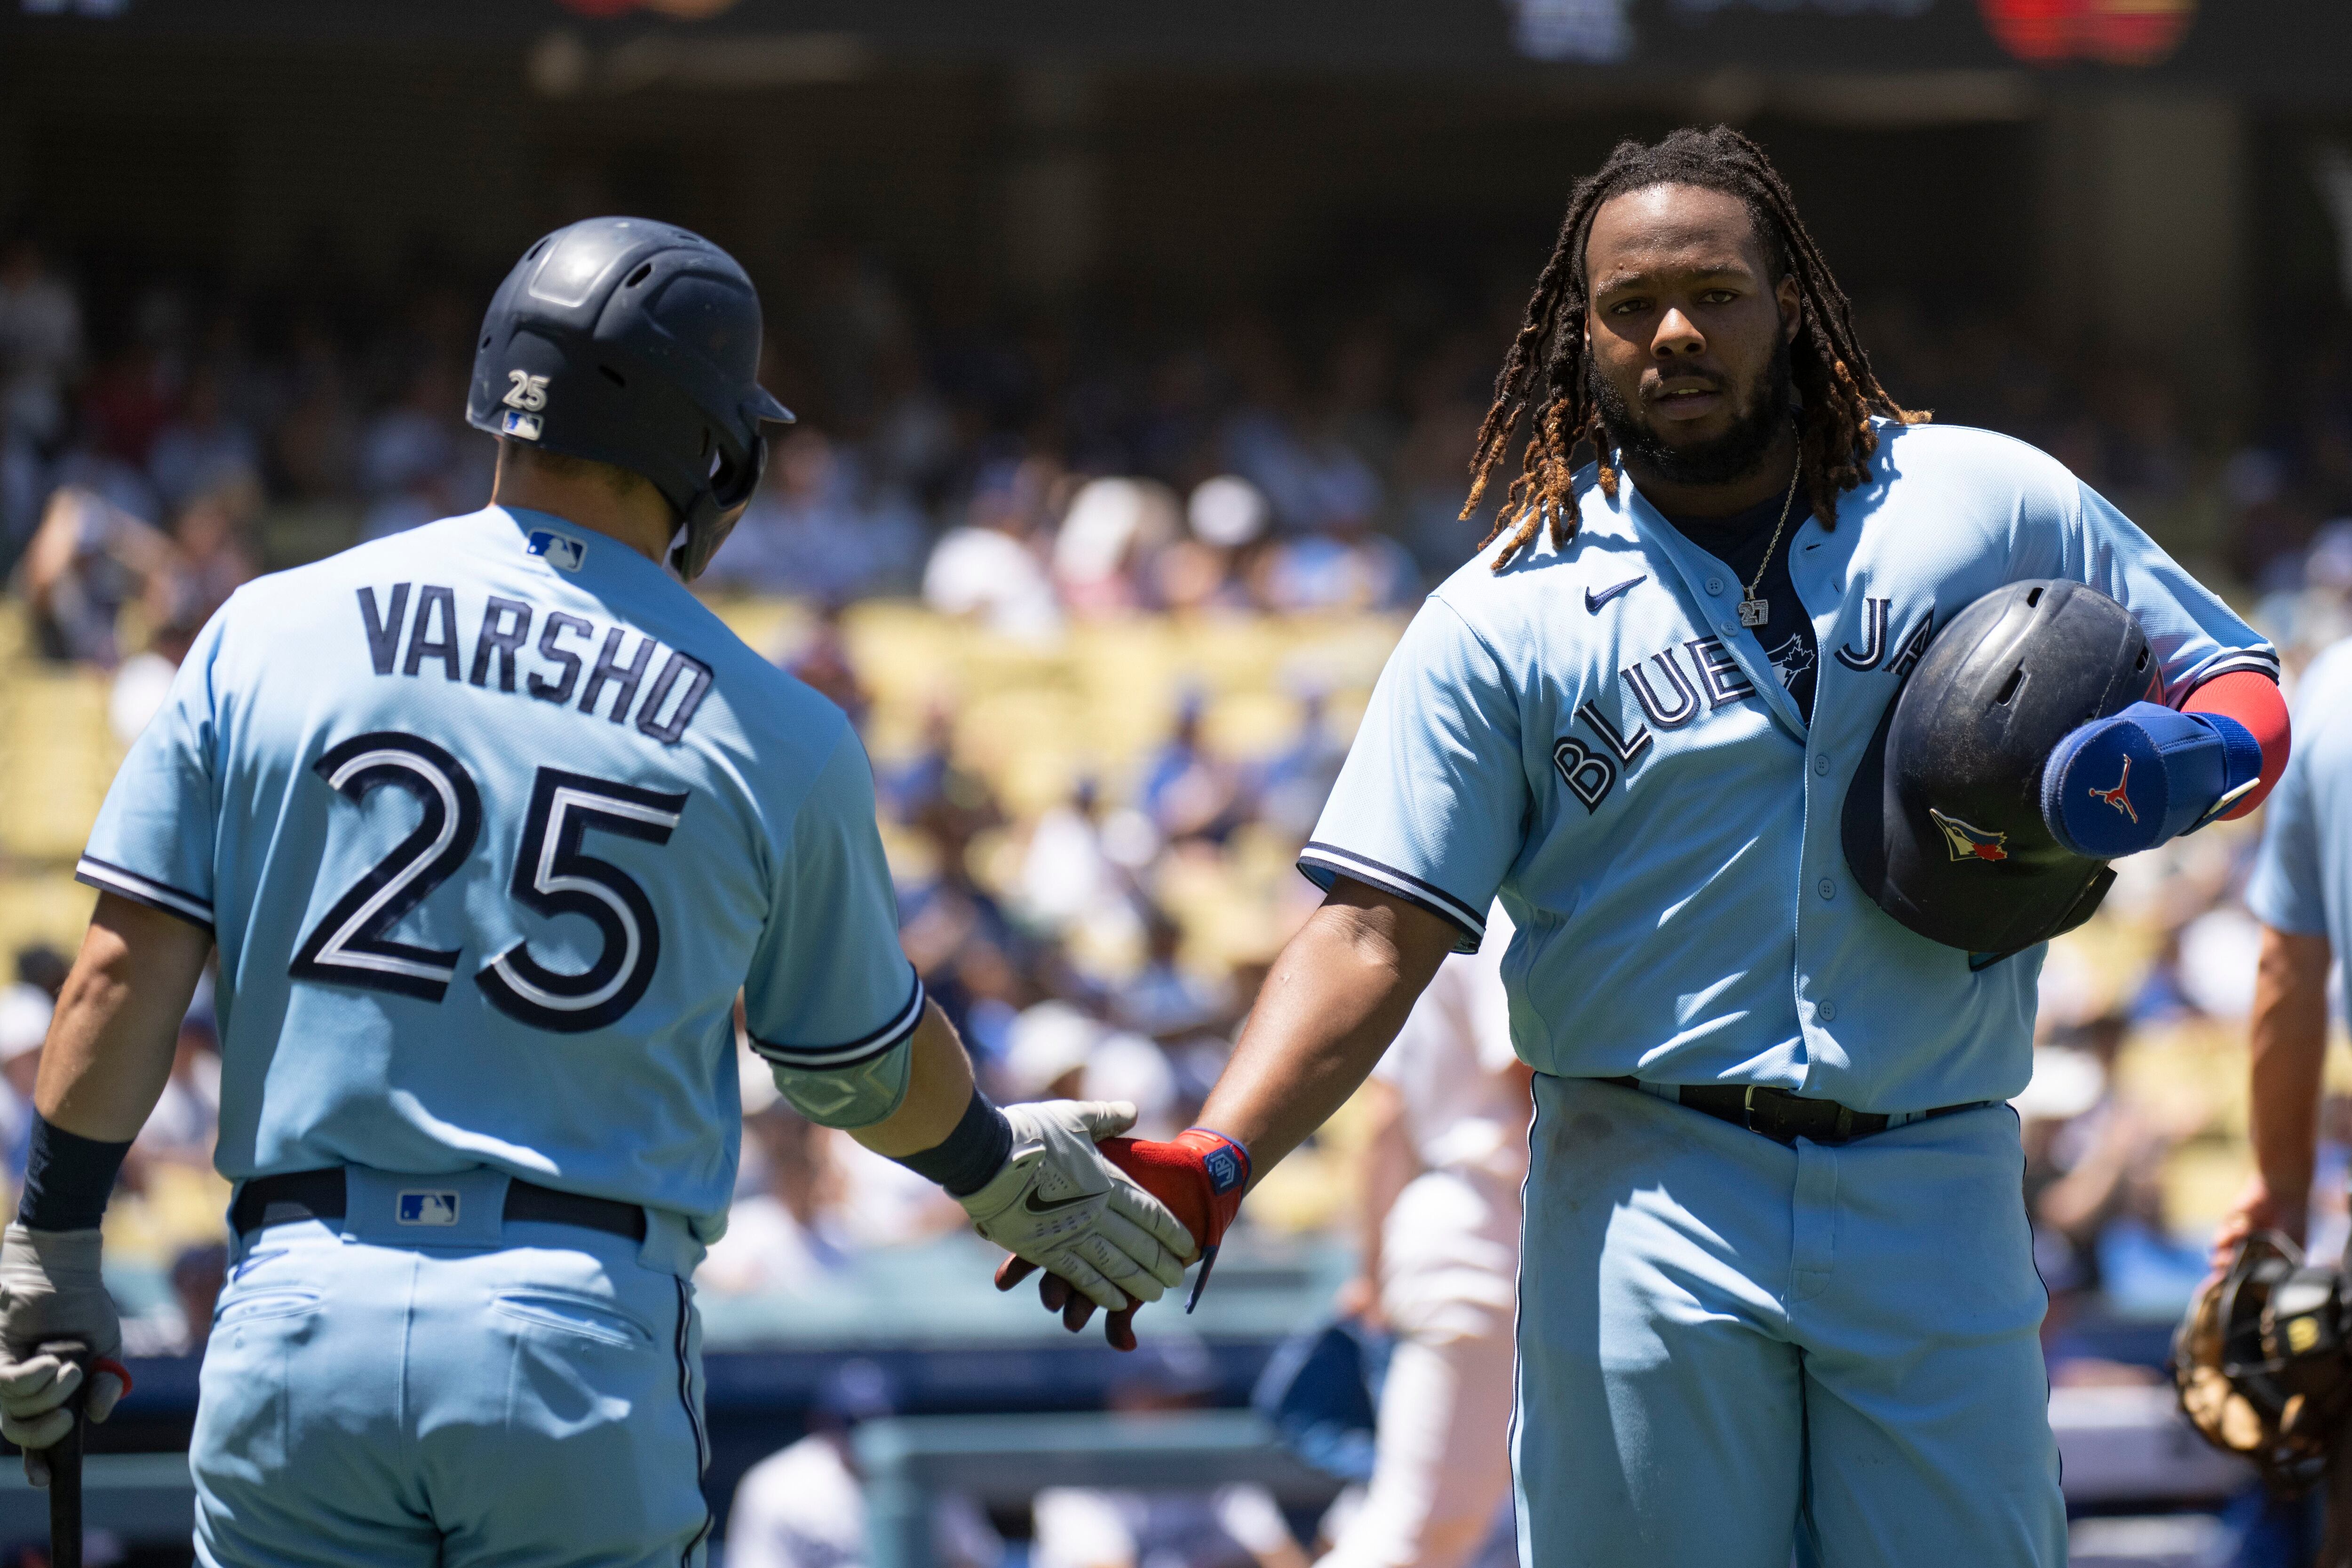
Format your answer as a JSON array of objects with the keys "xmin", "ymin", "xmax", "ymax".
[
  {"xmin": 2188, "ymin": 650, "xmax": 2282, "ymax": 684},
  {"xmin": 749, "ymin": 973, "xmax": 926, "ymax": 1070},
  {"xmin": 1297, "ymin": 842, "xmax": 1486, "ymax": 946},
  {"xmin": 74, "ymin": 855, "xmax": 214, "ymax": 931}
]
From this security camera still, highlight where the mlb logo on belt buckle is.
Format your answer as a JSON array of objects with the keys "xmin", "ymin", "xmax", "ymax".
[
  {"xmin": 525, "ymin": 530, "xmax": 585, "ymax": 572},
  {"xmin": 397, "ymin": 1191, "xmax": 461, "ymax": 1227}
]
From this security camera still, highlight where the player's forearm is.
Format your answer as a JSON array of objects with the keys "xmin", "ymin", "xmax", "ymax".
[
  {"xmin": 1199, "ymin": 884, "xmax": 1454, "ymax": 1181},
  {"xmin": 2245, "ymin": 925, "xmax": 2334, "ymax": 1220},
  {"xmin": 35, "ymin": 894, "xmax": 212, "ymax": 1142},
  {"xmin": 846, "ymin": 999, "xmax": 977, "ymax": 1159}
]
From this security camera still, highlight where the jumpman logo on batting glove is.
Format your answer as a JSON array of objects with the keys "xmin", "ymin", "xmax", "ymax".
[{"xmin": 2087, "ymin": 758, "xmax": 2137, "ymax": 823}]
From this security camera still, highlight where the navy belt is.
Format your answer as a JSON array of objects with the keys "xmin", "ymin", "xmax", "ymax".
[
  {"xmin": 1601, "ymin": 1077, "xmax": 1988, "ymax": 1147},
  {"xmin": 232, "ymin": 1167, "xmax": 648, "ymax": 1243}
]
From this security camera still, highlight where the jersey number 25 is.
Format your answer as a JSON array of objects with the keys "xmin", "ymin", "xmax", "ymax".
[{"xmin": 287, "ymin": 732, "xmax": 688, "ymax": 1033}]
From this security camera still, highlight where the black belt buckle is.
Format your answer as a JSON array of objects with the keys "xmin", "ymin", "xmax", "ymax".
[
  {"xmin": 1741, "ymin": 1085, "xmax": 1794, "ymax": 1145},
  {"xmin": 1741, "ymin": 1086, "xmax": 1858, "ymax": 1147}
]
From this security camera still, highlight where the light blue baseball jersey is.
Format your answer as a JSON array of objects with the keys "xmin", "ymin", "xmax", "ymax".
[
  {"xmin": 79, "ymin": 505, "xmax": 921, "ymax": 1236},
  {"xmin": 2246, "ymin": 639, "xmax": 2352, "ymax": 1015},
  {"xmin": 1304, "ymin": 421, "xmax": 2275, "ymax": 1113}
]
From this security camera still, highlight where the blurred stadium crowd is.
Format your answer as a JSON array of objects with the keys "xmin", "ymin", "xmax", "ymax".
[{"xmin": 4, "ymin": 221, "xmax": 2352, "ymax": 1540}]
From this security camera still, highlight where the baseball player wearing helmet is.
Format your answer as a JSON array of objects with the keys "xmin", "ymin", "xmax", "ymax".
[
  {"xmin": 1029, "ymin": 128, "xmax": 2291, "ymax": 1567},
  {"xmin": 0, "ymin": 218, "xmax": 1190, "ymax": 1567}
]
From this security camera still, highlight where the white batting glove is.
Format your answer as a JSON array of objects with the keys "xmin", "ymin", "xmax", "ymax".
[
  {"xmin": 957, "ymin": 1101, "xmax": 1193, "ymax": 1313},
  {"xmin": 0, "ymin": 1225, "xmax": 128, "ymax": 1485}
]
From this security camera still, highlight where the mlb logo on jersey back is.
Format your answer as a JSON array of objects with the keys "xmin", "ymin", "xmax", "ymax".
[
  {"xmin": 526, "ymin": 531, "xmax": 586, "ymax": 572},
  {"xmin": 397, "ymin": 1191, "xmax": 461, "ymax": 1226}
]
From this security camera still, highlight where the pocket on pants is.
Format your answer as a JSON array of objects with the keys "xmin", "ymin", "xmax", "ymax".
[
  {"xmin": 492, "ymin": 1289, "xmax": 655, "ymax": 1350},
  {"xmin": 215, "ymin": 1287, "xmax": 324, "ymax": 1329},
  {"xmin": 197, "ymin": 1289, "xmax": 326, "ymax": 1481}
]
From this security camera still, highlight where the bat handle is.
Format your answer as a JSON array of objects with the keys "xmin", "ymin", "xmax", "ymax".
[{"xmin": 38, "ymin": 1338, "xmax": 87, "ymax": 1568}]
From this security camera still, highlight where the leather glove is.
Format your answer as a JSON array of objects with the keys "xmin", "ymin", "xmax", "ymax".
[
  {"xmin": 1003, "ymin": 1127, "xmax": 1252, "ymax": 1349},
  {"xmin": 1098, "ymin": 1127, "xmax": 1251, "ymax": 1279},
  {"xmin": 957, "ymin": 1101, "xmax": 1193, "ymax": 1314},
  {"xmin": 0, "ymin": 1225, "xmax": 133, "ymax": 1485},
  {"xmin": 2042, "ymin": 701, "xmax": 2262, "ymax": 859}
]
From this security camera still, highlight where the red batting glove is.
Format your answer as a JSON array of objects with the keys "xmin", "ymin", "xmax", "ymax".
[
  {"xmin": 1099, "ymin": 1127, "xmax": 1251, "ymax": 1309},
  {"xmin": 993, "ymin": 1126, "xmax": 1252, "ymax": 1348}
]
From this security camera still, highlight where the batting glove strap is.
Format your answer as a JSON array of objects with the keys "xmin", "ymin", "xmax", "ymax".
[{"xmin": 2042, "ymin": 702, "xmax": 2262, "ymax": 860}]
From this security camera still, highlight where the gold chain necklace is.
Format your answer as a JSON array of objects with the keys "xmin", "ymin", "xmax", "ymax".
[{"xmin": 1735, "ymin": 463, "xmax": 1802, "ymax": 630}]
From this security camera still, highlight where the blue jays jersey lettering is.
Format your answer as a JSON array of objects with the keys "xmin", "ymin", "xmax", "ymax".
[
  {"xmin": 1303, "ymin": 421, "xmax": 2275, "ymax": 1112},
  {"xmin": 77, "ymin": 505, "xmax": 920, "ymax": 1236}
]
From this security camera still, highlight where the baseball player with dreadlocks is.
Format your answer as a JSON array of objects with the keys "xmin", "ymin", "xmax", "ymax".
[{"xmin": 1012, "ymin": 127, "xmax": 2291, "ymax": 1565}]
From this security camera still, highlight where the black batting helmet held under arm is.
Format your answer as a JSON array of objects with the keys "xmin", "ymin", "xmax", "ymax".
[
  {"xmin": 466, "ymin": 216, "xmax": 793, "ymax": 580},
  {"xmin": 1841, "ymin": 579, "xmax": 2159, "ymax": 960}
]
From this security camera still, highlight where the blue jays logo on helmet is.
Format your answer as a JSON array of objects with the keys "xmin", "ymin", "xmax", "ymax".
[{"xmin": 1928, "ymin": 808, "xmax": 2009, "ymax": 864}]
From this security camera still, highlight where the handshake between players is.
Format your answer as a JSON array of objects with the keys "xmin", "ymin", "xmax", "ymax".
[{"xmin": 971, "ymin": 1116, "xmax": 1251, "ymax": 1350}]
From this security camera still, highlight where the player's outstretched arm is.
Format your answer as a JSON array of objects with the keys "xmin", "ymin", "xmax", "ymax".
[
  {"xmin": 1198, "ymin": 879, "xmax": 1458, "ymax": 1174},
  {"xmin": 803, "ymin": 1000, "xmax": 1193, "ymax": 1326},
  {"xmin": 1014, "ymin": 878, "xmax": 1457, "ymax": 1343},
  {"xmin": 0, "ymin": 894, "xmax": 211, "ymax": 1481}
]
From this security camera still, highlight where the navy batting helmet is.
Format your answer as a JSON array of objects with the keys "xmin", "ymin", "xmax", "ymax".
[
  {"xmin": 467, "ymin": 217, "xmax": 793, "ymax": 580},
  {"xmin": 1841, "ymin": 579, "xmax": 2160, "ymax": 960}
]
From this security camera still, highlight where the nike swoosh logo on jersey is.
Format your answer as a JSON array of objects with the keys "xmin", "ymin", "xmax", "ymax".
[
  {"xmin": 1585, "ymin": 575, "xmax": 1645, "ymax": 612},
  {"xmin": 1024, "ymin": 1189, "xmax": 1095, "ymax": 1215}
]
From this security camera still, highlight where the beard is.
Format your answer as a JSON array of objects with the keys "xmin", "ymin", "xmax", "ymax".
[{"xmin": 1589, "ymin": 338, "xmax": 1794, "ymax": 488}]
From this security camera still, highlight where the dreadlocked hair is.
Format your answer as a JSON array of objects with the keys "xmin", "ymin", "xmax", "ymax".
[{"xmin": 1464, "ymin": 125, "xmax": 1928, "ymax": 571}]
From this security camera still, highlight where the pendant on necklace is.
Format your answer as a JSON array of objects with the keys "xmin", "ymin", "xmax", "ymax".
[{"xmin": 1737, "ymin": 598, "xmax": 1770, "ymax": 628}]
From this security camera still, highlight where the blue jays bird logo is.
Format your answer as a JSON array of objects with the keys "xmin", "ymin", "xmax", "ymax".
[
  {"xmin": 1929, "ymin": 808, "xmax": 2009, "ymax": 863},
  {"xmin": 2088, "ymin": 759, "xmax": 2137, "ymax": 823},
  {"xmin": 1764, "ymin": 633, "xmax": 1814, "ymax": 691}
]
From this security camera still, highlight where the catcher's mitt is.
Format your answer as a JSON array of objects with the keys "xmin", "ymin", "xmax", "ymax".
[{"xmin": 2176, "ymin": 1230, "xmax": 2352, "ymax": 1495}]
